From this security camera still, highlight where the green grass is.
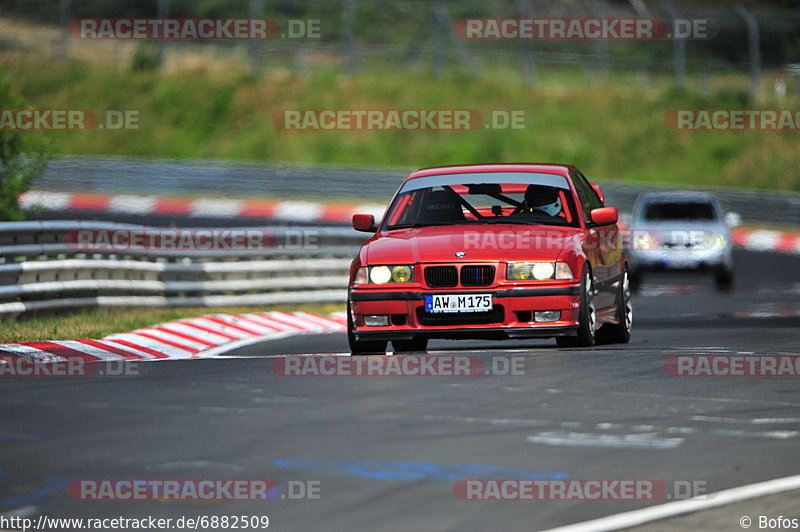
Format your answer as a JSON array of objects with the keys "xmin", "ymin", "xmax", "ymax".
[
  {"xmin": 0, "ymin": 303, "xmax": 345, "ymax": 343},
  {"xmin": 2, "ymin": 56, "xmax": 799, "ymax": 192}
]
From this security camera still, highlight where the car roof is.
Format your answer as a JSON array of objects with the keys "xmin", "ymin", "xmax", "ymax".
[
  {"xmin": 405, "ymin": 163, "xmax": 575, "ymax": 182},
  {"xmin": 635, "ymin": 191, "xmax": 719, "ymax": 203}
]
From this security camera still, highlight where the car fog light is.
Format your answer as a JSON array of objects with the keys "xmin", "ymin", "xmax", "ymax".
[
  {"xmin": 364, "ymin": 315, "xmax": 389, "ymax": 327},
  {"xmin": 534, "ymin": 311, "xmax": 561, "ymax": 322}
]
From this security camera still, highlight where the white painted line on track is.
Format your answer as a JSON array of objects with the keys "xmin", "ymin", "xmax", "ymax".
[
  {"xmin": 690, "ymin": 415, "xmax": 800, "ymax": 425},
  {"xmin": 526, "ymin": 431, "xmax": 684, "ymax": 449},
  {"xmin": 540, "ymin": 473, "xmax": 800, "ymax": 532}
]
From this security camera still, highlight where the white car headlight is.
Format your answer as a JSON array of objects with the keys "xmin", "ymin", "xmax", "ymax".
[{"xmin": 370, "ymin": 266, "xmax": 392, "ymax": 284}]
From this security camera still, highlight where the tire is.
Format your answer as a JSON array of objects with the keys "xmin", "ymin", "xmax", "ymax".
[
  {"xmin": 556, "ymin": 267, "xmax": 597, "ymax": 348},
  {"xmin": 714, "ymin": 267, "xmax": 733, "ymax": 291},
  {"xmin": 596, "ymin": 267, "xmax": 632, "ymax": 345},
  {"xmin": 347, "ymin": 306, "xmax": 387, "ymax": 355},
  {"xmin": 392, "ymin": 338, "xmax": 428, "ymax": 353}
]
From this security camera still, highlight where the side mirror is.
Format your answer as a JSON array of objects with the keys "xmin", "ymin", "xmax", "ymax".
[
  {"xmin": 589, "ymin": 182, "xmax": 606, "ymax": 204},
  {"xmin": 590, "ymin": 207, "xmax": 618, "ymax": 227},
  {"xmin": 352, "ymin": 213, "xmax": 377, "ymax": 233},
  {"xmin": 724, "ymin": 212, "xmax": 742, "ymax": 228}
]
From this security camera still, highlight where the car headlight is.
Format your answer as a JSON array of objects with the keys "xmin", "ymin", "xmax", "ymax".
[
  {"xmin": 634, "ymin": 232, "xmax": 660, "ymax": 251},
  {"xmin": 507, "ymin": 262, "xmax": 572, "ymax": 281},
  {"xmin": 704, "ymin": 233, "xmax": 728, "ymax": 250},
  {"xmin": 370, "ymin": 266, "xmax": 392, "ymax": 284},
  {"xmin": 354, "ymin": 265, "xmax": 415, "ymax": 285},
  {"xmin": 390, "ymin": 265, "xmax": 413, "ymax": 282}
]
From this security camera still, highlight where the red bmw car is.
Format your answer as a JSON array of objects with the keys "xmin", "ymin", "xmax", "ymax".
[{"xmin": 347, "ymin": 163, "xmax": 632, "ymax": 354}]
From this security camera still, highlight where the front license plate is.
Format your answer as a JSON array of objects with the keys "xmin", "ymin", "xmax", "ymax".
[
  {"xmin": 424, "ymin": 294, "xmax": 492, "ymax": 314},
  {"xmin": 663, "ymin": 257, "xmax": 698, "ymax": 269}
]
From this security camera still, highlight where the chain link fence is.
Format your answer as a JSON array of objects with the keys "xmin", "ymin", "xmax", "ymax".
[{"xmin": 2, "ymin": 0, "xmax": 799, "ymax": 98}]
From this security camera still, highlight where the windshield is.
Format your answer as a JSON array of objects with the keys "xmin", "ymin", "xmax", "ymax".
[
  {"xmin": 381, "ymin": 172, "xmax": 580, "ymax": 230},
  {"xmin": 641, "ymin": 201, "xmax": 718, "ymax": 222}
]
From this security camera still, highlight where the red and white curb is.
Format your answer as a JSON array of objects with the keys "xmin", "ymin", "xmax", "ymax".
[
  {"xmin": 20, "ymin": 190, "xmax": 385, "ymax": 224},
  {"xmin": 732, "ymin": 227, "xmax": 800, "ymax": 255},
  {"xmin": 0, "ymin": 311, "xmax": 347, "ymax": 364}
]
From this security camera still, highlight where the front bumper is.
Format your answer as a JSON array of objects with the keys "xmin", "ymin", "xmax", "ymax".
[
  {"xmin": 628, "ymin": 247, "xmax": 732, "ymax": 272},
  {"xmin": 349, "ymin": 285, "xmax": 581, "ymax": 342}
]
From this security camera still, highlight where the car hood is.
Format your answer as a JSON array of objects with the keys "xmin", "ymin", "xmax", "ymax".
[{"xmin": 362, "ymin": 225, "xmax": 580, "ymax": 264}]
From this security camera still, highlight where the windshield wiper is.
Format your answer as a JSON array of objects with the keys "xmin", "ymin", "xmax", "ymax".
[
  {"xmin": 387, "ymin": 221, "xmax": 475, "ymax": 230},
  {"xmin": 386, "ymin": 223, "xmax": 429, "ymax": 230}
]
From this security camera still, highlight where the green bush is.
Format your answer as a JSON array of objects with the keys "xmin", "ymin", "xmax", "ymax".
[
  {"xmin": 0, "ymin": 71, "xmax": 49, "ymax": 221},
  {"xmin": 131, "ymin": 46, "xmax": 160, "ymax": 72}
]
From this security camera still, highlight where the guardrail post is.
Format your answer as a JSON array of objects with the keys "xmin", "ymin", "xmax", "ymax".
[
  {"xmin": 736, "ymin": 6, "xmax": 761, "ymax": 102},
  {"xmin": 59, "ymin": 0, "xmax": 72, "ymax": 60},
  {"xmin": 157, "ymin": 0, "xmax": 169, "ymax": 69},
  {"xmin": 342, "ymin": 0, "xmax": 357, "ymax": 73},
  {"xmin": 587, "ymin": 0, "xmax": 609, "ymax": 81},
  {"xmin": 663, "ymin": 3, "xmax": 687, "ymax": 90},
  {"xmin": 249, "ymin": 0, "xmax": 265, "ymax": 75},
  {"xmin": 518, "ymin": 0, "xmax": 536, "ymax": 86}
]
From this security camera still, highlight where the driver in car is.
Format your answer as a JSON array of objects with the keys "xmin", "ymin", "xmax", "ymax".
[{"xmin": 524, "ymin": 184, "xmax": 564, "ymax": 217}]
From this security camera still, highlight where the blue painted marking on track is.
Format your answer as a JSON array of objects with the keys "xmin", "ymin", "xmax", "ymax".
[
  {"xmin": 0, "ymin": 431, "xmax": 42, "ymax": 443},
  {"xmin": 265, "ymin": 486, "xmax": 283, "ymax": 500},
  {"xmin": 274, "ymin": 459, "xmax": 567, "ymax": 481},
  {"xmin": 0, "ymin": 475, "xmax": 68, "ymax": 507}
]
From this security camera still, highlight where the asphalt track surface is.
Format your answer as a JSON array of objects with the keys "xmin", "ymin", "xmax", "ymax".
[{"xmin": 2, "ymin": 249, "xmax": 799, "ymax": 532}]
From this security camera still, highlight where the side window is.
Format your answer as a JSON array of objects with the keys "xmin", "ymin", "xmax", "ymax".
[
  {"xmin": 570, "ymin": 171, "xmax": 598, "ymax": 221},
  {"xmin": 575, "ymin": 171, "xmax": 603, "ymax": 210},
  {"xmin": 387, "ymin": 189, "xmax": 421, "ymax": 226}
]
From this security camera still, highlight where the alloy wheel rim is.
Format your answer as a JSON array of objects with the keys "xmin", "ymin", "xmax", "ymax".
[{"xmin": 623, "ymin": 271, "xmax": 633, "ymax": 333}]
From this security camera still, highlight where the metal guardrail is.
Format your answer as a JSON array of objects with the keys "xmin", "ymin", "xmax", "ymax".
[
  {"xmin": 32, "ymin": 158, "xmax": 800, "ymax": 227},
  {"xmin": 0, "ymin": 221, "xmax": 366, "ymax": 318}
]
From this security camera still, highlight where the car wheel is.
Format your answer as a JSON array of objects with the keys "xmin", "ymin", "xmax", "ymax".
[
  {"xmin": 596, "ymin": 267, "xmax": 632, "ymax": 345},
  {"xmin": 347, "ymin": 306, "xmax": 387, "ymax": 355},
  {"xmin": 714, "ymin": 267, "xmax": 733, "ymax": 291},
  {"xmin": 556, "ymin": 268, "xmax": 596, "ymax": 348},
  {"xmin": 392, "ymin": 338, "xmax": 428, "ymax": 353}
]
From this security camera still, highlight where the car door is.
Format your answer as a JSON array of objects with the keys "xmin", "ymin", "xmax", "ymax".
[{"xmin": 571, "ymin": 170, "xmax": 618, "ymax": 309}]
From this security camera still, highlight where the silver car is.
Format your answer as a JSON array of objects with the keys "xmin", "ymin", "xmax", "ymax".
[{"xmin": 628, "ymin": 192, "xmax": 734, "ymax": 290}]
